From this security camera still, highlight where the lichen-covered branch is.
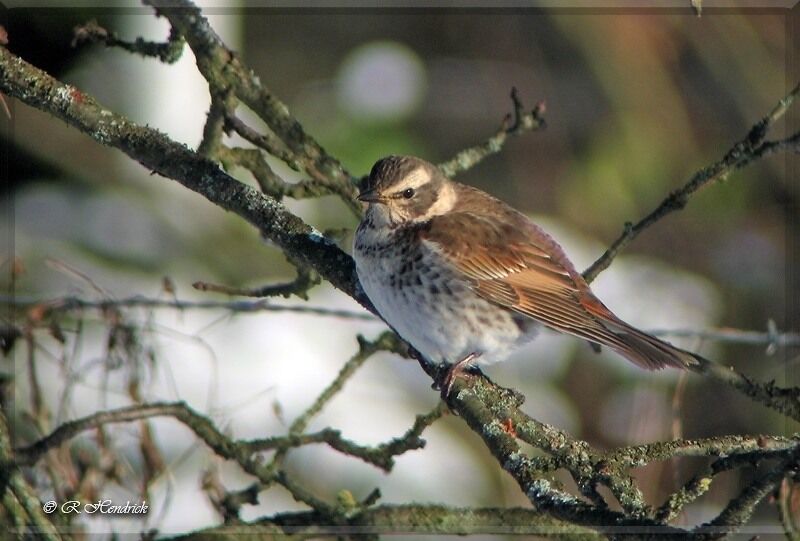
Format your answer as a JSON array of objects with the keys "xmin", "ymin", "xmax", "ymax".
[
  {"xmin": 142, "ymin": 0, "xmax": 360, "ymax": 209},
  {"xmin": 699, "ymin": 449, "xmax": 800, "ymax": 535},
  {"xmin": 0, "ymin": 46, "xmax": 363, "ymax": 308},
  {"xmin": 607, "ymin": 434, "xmax": 800, "ymax": 468},
  {"xmin": 163, "ymin": 505, "xmax": 596, "ymax": 539},
  {"xmin": 0, "ymin": 410, "xmax": 60, "ymax": 540},
  {"xmin": 13, "ymin": 392, "xmax": 439, "ymax": 494},
  {"xmin": 223, "ymin": 114, "xmax": 301, "ymax": 172},
  {"xmin": 73, "ymin": 19, "xmax": 185, "ymax": 64},
  {"xmin": 691, "ymin": 357, "xmax": 800, "ymax": 422}
]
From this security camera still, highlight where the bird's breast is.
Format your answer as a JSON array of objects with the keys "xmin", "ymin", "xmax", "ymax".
[{"xmin": 353, "ymin": 223, "xmax": 537, "ymax": 365}]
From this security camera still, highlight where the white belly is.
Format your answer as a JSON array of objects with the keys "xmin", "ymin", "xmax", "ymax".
[{"xmin": 353, "ymin": 225, "xmax": 536, "ymax": 365}]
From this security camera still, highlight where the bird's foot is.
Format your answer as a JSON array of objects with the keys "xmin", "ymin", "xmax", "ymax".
[{"xmin": 440, "ymin": 352, "xmax": 482, "ymax": 400}]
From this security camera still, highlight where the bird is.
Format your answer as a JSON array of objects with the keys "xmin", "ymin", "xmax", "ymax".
[{"xmin": 353, "ymin": 155, "xmax": 699, "ymax": 396}]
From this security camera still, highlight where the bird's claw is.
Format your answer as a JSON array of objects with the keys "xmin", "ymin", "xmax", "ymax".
[{"xmin": 439, "ymin": 352, "xmax": 482, "ymax": 401}]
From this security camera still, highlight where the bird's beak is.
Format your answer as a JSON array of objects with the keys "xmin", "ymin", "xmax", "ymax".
[{"xmin": 357, "ymin": 189, "xmax": 385, "ymax": 204}]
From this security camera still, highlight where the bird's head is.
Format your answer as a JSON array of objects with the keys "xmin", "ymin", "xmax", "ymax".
[{"xmin": 358, "ymin": 155, "xmax": 456, "ymax": 227}]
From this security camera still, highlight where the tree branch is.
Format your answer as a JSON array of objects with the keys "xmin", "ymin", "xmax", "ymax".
[
  {"xmin": 700, "ymin": 449, "xmax": 800, "ymax": 535},
  {"xmin": 8, "ymin": 293, "xmax": 800, "ymax": 347},
  {"xmin": 1, "ymin": 294, "xmax": 375, "ymax": 320},
  {"xmin": 72, "ymin": 19, "xmax": 185, "ymax": 64},
  {"xmin": 142, "ymin": 0, "xmax": 359, "ymax": 209},
  {"xmin": 582, "ymin": 83, "xmax": 800, "ymax": 283},
  {"xmin": 0, "ymin": 410, "xmax": 60, "ymax": 540},
  {"xmin": 0, "ymin": 45, "xmax": 363, "ymax": 309},
  {"xmin": 193, "ymin": 257, "xmax": 320, "ymax": 300},
  {"xmin": 163, "ymin": 505, "xmax": 595, "ymax": 539},
  {"xmin": 223, "ymin": 114, "xmax": 301, "ymax": 171},
  {"xmin": 437, "ymin": 87, "xmax": 546, "ymax": 177}
]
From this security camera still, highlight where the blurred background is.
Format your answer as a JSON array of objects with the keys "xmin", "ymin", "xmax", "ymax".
[{"xmin": 2, "ymin": 3, "xmax": 798, "ymax": 537}]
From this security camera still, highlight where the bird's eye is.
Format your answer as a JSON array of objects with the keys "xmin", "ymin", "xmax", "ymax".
[{"xmin": 402, "ymin": 188, "xmax": 415, "ymax": 199}]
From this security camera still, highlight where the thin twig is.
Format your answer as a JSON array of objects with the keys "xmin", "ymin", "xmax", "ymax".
[
  {"xmin": 217, "ymin": 146, "xmax": 343, "ymax": 203},
  {"xmin": 287, "ymin": 332, "xmax": 404, "ymax": 437},
  {"xmin": 582, "ymin": 83, "xmax": 800, "ymax": 283},
  {"xmin": 375, "ymin": 403, "xmax": 446, "ymax": 459},
  {"xmin": 263, "ymin": 332, "xmax": 408, "ymax": 481},
  {"xmin": 12, "ymin": 294, "xmax": 799, "ymax": 347},
  {"xmin": 242, "ymin": 406, "xmax": 440, "ymax": 473},
  {"xmin": 650, "ymin": 324, "xmax": 800, "ymax": 350},
  {"xmin": 438, "ymin": 87, "xmax": 546, "ymax": 177},
  {"xmin": 193, "ymin": 261, "xmax": 320, "ymax": 300},
  {"xmin": 14, "ymin": 401, "xmax": 232, "ymax": 466},
  {"xmin": 72, "ymin": 19, "xmax": 184, "ymax": 64},
  {"xmin": 1, "ymin": 295, "xmax": 375, "ymax": 321},
  {"xmin": 198, "ymin": 90, "xmax": 236, "ymax": 157},
  {"xmin": 691, "ymin": 357, "xmax": 800, "ymax": 423},
  {"xmin": 242, "ymin": 428, "xmax": 397, "ymax": 470},
  {"xmin": 224, "ymin": 114, "xmax": 301, "ymax": 171},
  {"xmin": 143, "ymin": 0, "xmax": 360, "ymax": 211},
  {"xmin": 699, "ymin": 449, "xmax": 800, "ymax": 535}
]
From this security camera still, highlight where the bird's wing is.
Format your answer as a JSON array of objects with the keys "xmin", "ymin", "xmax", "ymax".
[{"xmin": 418, "ymin": 211, "xmax": 684, "ymax": 369}]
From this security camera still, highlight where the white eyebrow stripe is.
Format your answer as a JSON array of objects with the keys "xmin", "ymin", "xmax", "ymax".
[{"xmin": 395, "ymin": 166, "xmax": 431, "ymax": 191}]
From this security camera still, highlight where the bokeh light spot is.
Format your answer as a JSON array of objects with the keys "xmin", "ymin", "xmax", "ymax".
[{"xmin": 336, "ymin": 41, "xmax": 427, "ymax": 123}]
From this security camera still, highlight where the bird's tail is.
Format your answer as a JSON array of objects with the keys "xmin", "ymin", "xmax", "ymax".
[{"xmin": 603, "ymin": 318, "xmax": 700, "ymax": 370}]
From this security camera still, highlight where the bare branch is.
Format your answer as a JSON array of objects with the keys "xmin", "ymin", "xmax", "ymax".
[
  {"xmin": 0, "ymin": 45, "xmax": 364, "ymax": 309},
  {"xmin": 375, "ymin": 403, "xmax": 446, "ymax": 459},
  {"xmin": 699, "ymin": 450, "xmax": 800, "ymax": 535},
  {"xmin": 1, "ymin": 294, "xmax": 375, "ymax": 321},
  {"xmin": 14, "ymin": 401, "xmax": 234, "ymax": 467},
  {"xmin": 582, "ymin": 83, "xmax": 800, "ymax": 283},
  {"xmin": 193, "ymin": 259, "xmax": 320, "ymax": 300},
  {"xmin": 216, "ymin": 145, "xmax": 352, "ymax": 207},
  {"xmin": 224, "ymin": 114, "xmax": 301, "ymax": 171},
  {"xmin": 242, "ymin": 428, "xmax": 395, "ymax": 471},
  {"xmin": 242, "ymin": 409, "xmax": 439, "ymax": 473},
  {"xmin": 143, "ymin": 0, "xmax": 360, "ymax": 210},
  {"xmin": 216, "ymin": 146, "xmax": 291, "ymax": 195},
  {"xmin": 438, "ymin": 87, "xmax": 546, "ymax": 177},
  {"xmin": 650, "ymin": 323, "xmax": 800, "ymax": 351}
]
